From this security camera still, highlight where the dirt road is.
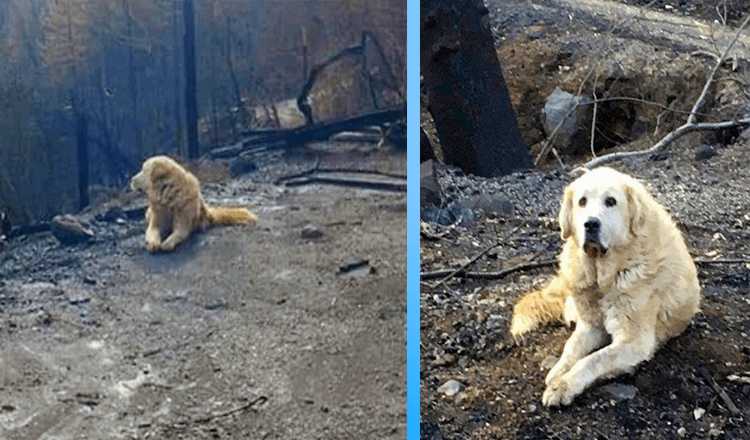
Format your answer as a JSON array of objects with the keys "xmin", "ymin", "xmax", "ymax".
[{"xmin": 0, "ymin": 147, "xmax": 406, "ymax": 439}]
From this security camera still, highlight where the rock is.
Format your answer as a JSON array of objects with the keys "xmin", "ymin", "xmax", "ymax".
[
  {"xmin": 528, "ymin": 404, "xmax": 537, "ymax": 413},
  {"xmin": 421, "ymin": 128, "xmax": 436, "ymax": 162},
  {"xmin": 693, "ymin": 407, "xmax": 705, "ymax": 420},
  {"xmin": 462, "ymin": 194, "xmax": 514, "ymax": 217},
  {"xmin": 301, "ymin": 224, "xmax": 324, "ymax": 239},
  {"xmin": 339, "ymin": 259, "xmax": 369, "ymax": 273},
  {"xmin": 541, "ymin": 87, "xmax": 592, "ymax": 154},
  {"xmin": 50, "ymin": 214, "xmax": 94, "ymax": 245},
  {"xmin": 229, "ymin": 154, "xmax": 257, "ymax": 177},
  {"xmin": 695, "ymin": 144, "xmax": 718, "ymax": 161},
  {"xmin": 677, "ymin": 427, "xmax": 687, "ymax": 438},
  {"xmin": 438, "ymin": 379, "xmax": 464, "ymax": 397},
  {"xmin": 602, "ymin": 383, "xmax": 638, "ymax": 400},
  {"xmin": 420, "ymin": 160, "xmax": 441, "ymax": 207}
]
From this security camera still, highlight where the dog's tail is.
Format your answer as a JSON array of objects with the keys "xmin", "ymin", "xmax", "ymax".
[
  {"xmin": 205, "ymin": 205, "xmax": 257, "ymax": 226},
  {"xmin": 510, "ymin": 276, "xmax": 576, "ymax": 342}
]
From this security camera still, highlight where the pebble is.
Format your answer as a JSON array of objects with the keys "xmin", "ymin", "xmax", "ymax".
[
  {"xmin": 677, "ymin": 427, "xmax": 687, "ymax": 438},
  {"xmin": 693, "ymin": 407, "xmax": 705, "ymax": 420},
  {"xmin": 300, "ymin": 224, "xmax": 324, "ymax": 239},
  {"xmin": 437, "ymin": 379, "xmax": 463, "ymax": 397},
  {"xmin": 602, "ymin": 383, "xmax": 638, "ymax": 400}
]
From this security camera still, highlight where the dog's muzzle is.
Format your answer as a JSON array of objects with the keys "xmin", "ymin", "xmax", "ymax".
[{"xmin": 583, "ymin": 217, "xmax": 607, "ymax": 257}]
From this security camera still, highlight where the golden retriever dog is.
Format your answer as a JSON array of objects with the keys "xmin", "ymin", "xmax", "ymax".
[
  {"xmin": 510, "ymin": 167, "xmax": 700, "ymax": 406},
  {"xmin": 130, "ymin": 155, "xmax": 257, "ymax": 252}
]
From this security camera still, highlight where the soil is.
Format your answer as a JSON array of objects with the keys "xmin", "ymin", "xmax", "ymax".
[
  {"xmin": 420, "ymin": 1, "xmax": 750, "ymax": 439},
  {"xmin": 0, "ymin": 143, "xmax": 406, "ymax": 439}
]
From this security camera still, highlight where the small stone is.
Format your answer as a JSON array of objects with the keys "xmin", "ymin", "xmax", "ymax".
[
  {"xmin": 528, "ymin": 404, "xmax": 537, "ymax": 413},
  {"xmin": 677, "ymin": 427, "xmax": 687, "ymax": 438},
  {"xmin": 695, "ymin": 144, "xmax": 718, "ymax": 161},
  {"xmin": 602, "ymin": 383, "xmax": 638, "ymax": 400},
  {"xmin": 301, "ymin": 224, "xmax": 323, "ymax": 239},
  {"xmin": 693, "ymin": 407, "xmax": 705, "ymax": 420},
  {"xmin": 709, "ymin": 428, "xmax": 722, "ymax": 438},
  {"xmin": 437, "ymin": 379, "xmax": 463, "ymax": 397}
]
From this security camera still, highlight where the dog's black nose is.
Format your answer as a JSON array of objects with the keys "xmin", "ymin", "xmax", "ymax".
[{"xmin": 584, "ymin": 218, "xmax": 600, "ymax": 234}]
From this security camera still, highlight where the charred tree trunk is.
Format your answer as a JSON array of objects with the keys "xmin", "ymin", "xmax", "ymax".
[
  {"xmin": 421, "ymin": 0, "xmax": 533, "ymax": 177},
  {"xmin": 183, "ymin": 0, "xmax": 199, "ymax": 159}
]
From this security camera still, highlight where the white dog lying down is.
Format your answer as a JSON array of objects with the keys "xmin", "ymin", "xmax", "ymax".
[{"xmin": 510, "ymin": 167, "xmax": 700, "ymax": 406}]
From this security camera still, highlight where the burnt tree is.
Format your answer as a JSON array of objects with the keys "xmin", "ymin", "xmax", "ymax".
[
  {"xmin": 183, "ymin": 0, "xmax": 199, "ymax": 159},
  {"xmin": 421, "ymin": 0, "xmax": 532, "ymax": 177}
]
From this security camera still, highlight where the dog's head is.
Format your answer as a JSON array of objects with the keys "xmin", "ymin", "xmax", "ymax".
[
  {"xmin": 130, "ymin": 156, "xmax": 173, "ymax": 193},
  {"xmin": 559, "ymin": 167, "xmax": 647, "ymax": 258}
]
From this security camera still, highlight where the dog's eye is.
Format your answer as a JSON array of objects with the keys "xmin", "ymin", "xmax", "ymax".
[
  {"xmin": 605, "ymin": 197, "xmax": 617, "ymax": 207},
  {"xmin": 578, "ymin": 197, "xmax": 587, "ymax": 207}
]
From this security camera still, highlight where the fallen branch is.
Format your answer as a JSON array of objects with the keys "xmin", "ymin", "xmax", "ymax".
[
  {"xmin": 274, "ymin": 167, "xmax": 406, "ymax": 185},
  {"xmin": 699, "ymin": 368, "xmax": 740, "ymax": 415},
  {"xmin": 694, "ymin": 258, "xmax": 750, "ymax": 265},
  {"xmin": 192, "ymin": 396, "xmax": 268, "ymax": 424},
  {"xmin": 579, "ymin": 12, "xmax": 750, "ymax": 171},
  {"xmin": 429, "ymin": 226, "xmax": 521, "ymax": 288},
  {"xmin": 281, "ymin": 175, "xmax": 406, "ymax": 192},
  {"xmin": 420, "ymin": 260, "xmax": 557, "ymax": 282}
]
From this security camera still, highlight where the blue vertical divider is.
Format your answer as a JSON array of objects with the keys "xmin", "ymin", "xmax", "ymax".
[{"xmin": 406, "ymin": 0, "xmax": 419, "ymax": 437}]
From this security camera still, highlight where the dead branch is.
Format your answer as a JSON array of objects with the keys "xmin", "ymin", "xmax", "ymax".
[
  {"xmin": 420, "ymin": 260, "xmax": 557, "ymax": 282},
  {"xmin": 579, "ymin": 13, "xmax": 750, "ymax": 171},
  {"xmin": 428, "ymin": 226, "xmax": 521, "ymax": 289},
  {"xmin": 698, "ymin": 368, "xmax": 740, "ymax": 414},
  {"xmin": 191, "ymin": 396, "xmax": 268, "ymax": 424},
  {"xmin": 694, "ymin": 258, "xmax": 750, "ymax": 265},
  {"xmin": 280, "ymin": 174, "xmax": 406, "ymax": 192}
]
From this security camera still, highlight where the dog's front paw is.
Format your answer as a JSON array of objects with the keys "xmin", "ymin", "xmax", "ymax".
[
  {"xmin": 542, "ymin": 376, "xmax": 575, "ymax": 407},
  {"xmin": 146, "ymin": 238, "xmax": 162, "ymax": 252}
]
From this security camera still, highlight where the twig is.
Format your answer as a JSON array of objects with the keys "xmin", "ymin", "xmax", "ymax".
[
  {"xmin": 193, "ymin": 396, "xmax": 268, "ymax": 423},
  {"xmin": 421, "ymin": 260, "xmax": 557, "ymax": 281},
  {"xmin": 579, "ymin": 13, "xmax": 750, "ymax": 171},
  {"xmin": 694, "ymin": 258, "xmax": 750, "ymax": 265},
  {"xmin": 579, "ymin": 117, "xmax": 750, "ymax": 170},
  {"xmin": 699, "ymin": 368, "xmax": 740, "ymax": 414},
  {"xmin": 429, "ymin": 226, "xmax": 522, "ymax": 288}
]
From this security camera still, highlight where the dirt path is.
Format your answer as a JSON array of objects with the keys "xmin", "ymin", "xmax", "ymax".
[{"xmin": 0, "ymin": 148, "xmax": 406, "ymax": 439}]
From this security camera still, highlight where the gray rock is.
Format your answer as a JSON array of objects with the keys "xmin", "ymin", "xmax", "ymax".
[
  {"xmin": 695, "ymin": 144, "xmax": 718, "ymax": 161},
  {"xmin": 420, "ymin": 160, "xmax": 441, "ymax": 207},
  {"xmin": 542, "ymin": 87, "xmax": 592, "ymax": 154},
  {"xmin": 301, "ymin": 224, "xmax": 324, "ymax": 239},
  {"xmin": 602, "ymin": 383, "xmax": 638, "ymax": 400},
  {"xmin": 437, "ymin": 379, "xmax": 464, "ymax": 397}
]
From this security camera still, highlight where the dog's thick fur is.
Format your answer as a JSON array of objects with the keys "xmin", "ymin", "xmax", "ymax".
[
  {"xmin": 510, "ymin": 167, "xmax": 700, "ymax": 406},
  {"xmin": 130, "ymin": 155, "xmax": 257, "ymax": 252}
]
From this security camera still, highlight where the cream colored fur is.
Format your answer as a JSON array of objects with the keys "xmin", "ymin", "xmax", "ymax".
[
  {"xmin": 130, "ymin": 155, "xmax": 257, "ymax": 252},
  {"xmin": 510, "ymin": 167, "xmax": 700, "ymax": 406}
]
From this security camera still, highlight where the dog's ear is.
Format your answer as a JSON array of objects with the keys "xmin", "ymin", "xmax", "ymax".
[
  {"xmin": 559, "ymin": 186, "xmax": 574, "ymax": 240},
  {"xmin": 626, "ymin": 184, "xmax": 647, "ymax": 236}
]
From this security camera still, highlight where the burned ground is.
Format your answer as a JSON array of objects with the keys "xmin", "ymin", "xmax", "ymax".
[
  {"xmin": 421, "ymin": 0, "xmax": 750, "ymax": 438},
  {"xmin": 0, "ymin": 144, "xmax": 406, "ymax": 439}
]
